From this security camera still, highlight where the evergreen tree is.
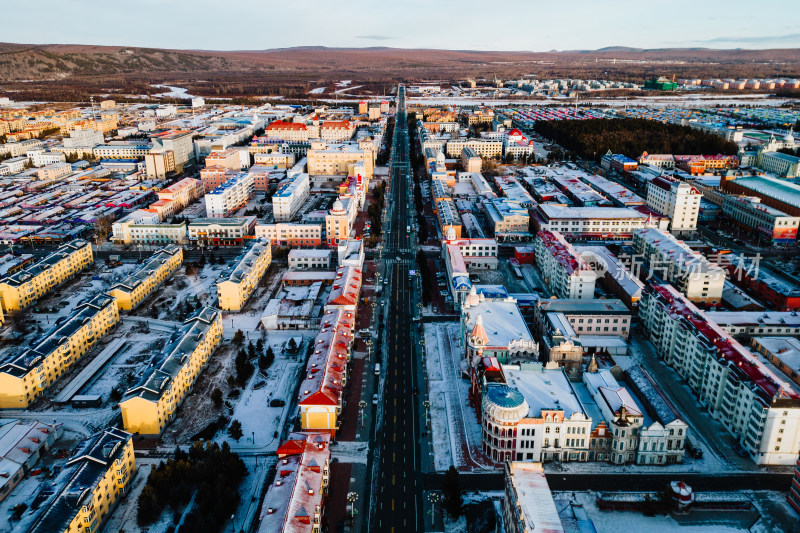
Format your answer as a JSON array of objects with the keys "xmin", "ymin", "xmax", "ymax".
[
  {"xmin": 228, "ymin": 419, "xmax": 243, "ymax": 441},
  {"xmin": 442, "ymin": 466, "xmax": 464, "ymax": 518}
]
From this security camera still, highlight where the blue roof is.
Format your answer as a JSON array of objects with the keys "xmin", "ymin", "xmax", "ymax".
[
  {"xmin": 486, "ymin": 385, "xmax": 526, "ymax": 409},
  {"xmin": 452, "ymin": 275, "xmax": 472, "ymax": 291}
]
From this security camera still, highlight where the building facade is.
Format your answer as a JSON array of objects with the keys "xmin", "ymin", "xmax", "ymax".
[{"xmin": 217, "ymin": 239, "xmax": 272, "ymax": 311}]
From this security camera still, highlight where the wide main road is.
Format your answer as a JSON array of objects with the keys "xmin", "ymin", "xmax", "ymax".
[{"xmin": 370, "ymin": 85, "xmax": 424, "ymax": 532}]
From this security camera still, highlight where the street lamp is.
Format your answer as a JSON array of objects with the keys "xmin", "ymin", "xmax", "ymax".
[
  {"xmin": 358, "ymin": 400, "xmax": 367, "ymax": 428},
  {"xmin": 347, "ymin": 491, "xmax": 359, "ymax": 518},
  {"xmin": 428, "ymin": 492, "xmax": 440, "ymax": 524}
]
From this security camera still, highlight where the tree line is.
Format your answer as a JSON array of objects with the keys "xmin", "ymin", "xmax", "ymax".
[{"xmin": 534, "ymin": 118, "xmax": 739, "ymax": 161}]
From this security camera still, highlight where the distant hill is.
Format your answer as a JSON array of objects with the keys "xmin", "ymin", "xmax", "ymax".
[{"xmin": 0, "ymin": 43, "xmax": 798, "ymax": 100}]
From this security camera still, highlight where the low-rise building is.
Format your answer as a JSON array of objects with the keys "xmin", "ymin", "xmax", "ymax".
[
  {"xmin": 576, "ymin": 246, "xmax": 645, "ymax": 309},
  {"xmin": 0, "ymin": 239, "xmax": 93, "ymax": 312},
  {"xmin": 535, "ymin": 298, "xmax": 631, "ymax": 340},
  {"xmin": 307, "ymin": 140, "xmax": 374, "ymax": 178},
  {"xmin": 502, "ymin": 462, "xmax": 564, "ymax": 533},
  {"xmin": 584, "ymin": 368, "xmax": 687, "ymax": 465},
  {"xmin": 217, "ymin": 239, "xmax": 271, "ymax": 311},
  {"xmin": 445, "ymin": 138, "xmax": 503, "ymax": 159},
  {"xmin": 188, "ymin": 216, "xmax": 256, "ymax": 246},
  {"xmin": 751, "ymin": 337, "xmax": 800, "ymax": 388},
  {"xmin": 0, "ymin": 293, "xmax": 119, "ymax": 408},
  {"xmin": 120, "ymin": 307, "xmax": 222, "ymax": 435},
  {"xmin": 289, "ymin": 249, "xmax": 331, "ymax": 270},
  {"xmin": 255, "ymin": 433, "xmax": 330, "ymax": 533},
  {"xmin": 534, "ymin": 231, "xmax": 597, "ymax": 299},
  {"xmin": 25, "ymin": 428, "xmax": 135, "ymax": 533},
  {"xmin": 461, "ymin": 146, "xmax": 482, "ymax": 173},
  {"xmin": 298, "ymin": 308, "xmax": 356, "ymax": 433},
  {"xmin": 706, "ymin": 311, "xmax": 800, "ymax": 338},
  {"xmin": 255, "ymin": 222, "xmax": 322, "ymax": 247},
  {"xmin": 0, "ymin": 419, "xmax": 62, "ymax": 502},
  {"xmin": 633, "ymin": 228, "xmax": 725, "ymax": 305},
  {"xmin": 721, "ymin": 196, "xmax": 799, "ymax": 244},
  {"xmin": 533, "ymin": 204, "xmax": 664, "ymax": 238},
  {"xmin": 324, "ymin": 197, "xmax": 356, "ymax": 247},
  {"xmin": 108, "ymin": 245, "xmax": 183, "ymax": 311},
  {"xmin": 640, "ymin": 284, "xmax": 800, "ymax": 465}
]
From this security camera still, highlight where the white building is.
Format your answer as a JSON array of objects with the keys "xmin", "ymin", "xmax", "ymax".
[
  {"xmin": 646, "ymin": 176, "xmax": 702, "ymax": 234},
  {"xmin": 640, "ymin": 284, "xmax": 800, "ymax": 465},
  {"xmin": 633, "ymin": 228, "xmax": 725, "ymax": 305},
  {"xmin": 534, "ymin": 204, "xmax": 667, "ymax": 237},
  {"xmin": 337, "ymin": 239, "xmax": 364, "ymax": 267},
  {"xmin": 584, "ymin": 367, "xmax": 687, "ymax": 465},
  {"xmin": 27, "ymin": 149, "xmax": 66, "ymax": 168},
  {"xmin": 254, "ymin": 223, "xmax": 322, "ymax": 247},
  {"xmin": 205, "ymin": 172, "xmax": 254, "ymax": 218},
  {"xmin": 288, "ymin": 249, "xmax": 331, "ymax": 270},
  {"xmin": 272, "ymin": 172, "xmax": 310, "ymax": 222},
  {"xmin": 534, "ymin": 230, "xmax": 597, "ymax": 299}
]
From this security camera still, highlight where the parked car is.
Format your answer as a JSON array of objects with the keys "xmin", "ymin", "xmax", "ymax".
[
  {"xmin": 372, "ymin": 394, "xmax": 378, "ymax": 405},
  {"xmin": 269, "ymin": 399, "xmax": 286, "ymax": 408}
]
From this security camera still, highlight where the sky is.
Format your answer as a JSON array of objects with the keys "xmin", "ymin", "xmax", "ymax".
[{"xmin": 3, "ymin": 0, "xmax": 800, "ymax": 51}]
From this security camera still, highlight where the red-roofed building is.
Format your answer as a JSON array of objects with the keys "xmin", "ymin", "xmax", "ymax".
[
  {"xmin": 320, "ymin": 120, "xmax": 355, "ymax": 142},
  {"xmin": 264, "ymin": 120, "xmax": 311, "ymax": 142},
  {"xmin": 256, "ymin": 432, "xmax": 330, "ymax": 533},
  {"xmin": 534, "ymin": 230, "xmax": 597, "ymax": 299},
  {"xmin": 298, "ymin": 308, "xmax": 356, "ymax": 433}
]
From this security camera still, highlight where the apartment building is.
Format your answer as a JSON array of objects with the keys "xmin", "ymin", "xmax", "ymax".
[
  {"xmin": 0, "ymin": 293, "xmax": 119, "ymax": 408},
  {"xmin": 461, "ymin": 146, "xmax": 482, "ymax": 173},
  {"xmin": 188, "ymin": 217, "xmax": 256, "ymax": 246},
  {"xmin": 534, "ymin": 231, "xmax": 597, "ymax": 299},
  {"xmin": 254, "ymin": 151, "xmax": 295, "ymax": 169},
  {"xmin": 92, "ymin": 143, "xmax": 151, "ymax": 160},
  {"xmin": 750, "ymin": 337, "xmax": 800, "ymax": 388},
  {"xmin": 205, "ymin": 171, "xmax": 254, "ymax": 218},
  {"xmin": 758, "ymin": 151, "xmax": 800, "ymax": 178},
  {"xmin": 437, "ymin": 199, "xmax": 463, "ymax": 240},
  {"xmin": 299, "ymin": 308, "xmax": 355, "ymax": 433},
  {"xmin": 217, "ymin": 239, "xmax": 272, "ymax": 311},
  {"xmin": 288, "ymin": 250, "xmax": 331, "ymax": 270},
  {"xmin": 306, "ymin": 141, "xmax": 374, "ymax": 178},
  {"xmin": 502, "ymin": 462, "xmax": 563, "ymax": 533},
  {"xmin": 646, "ymin": 176, "xmax": 702, "ymax": 234},
  {"xmin": 319, "ymin": 120, "xmax": 356, "ymax": 141},
  {"xmin": 483, "ymin": 198, "xmax": 529, "ymax": 241},
  {"xmin": 149, "ymin": 129, "xmax": 195, "ymax": 168},
  {"xmin": 120, "ymin": 307, "xmax": 223, "ymax": 435},
  {"xmin": 263, "ymin": 120, "xmax": 310, "ymax": 142},
  {"xmin": 273, "ymin": 172, "xmax": 310, "ymax": 222},
  {"xmin": 633, "ymin": 228, "xmax": 725, "ymax": 304},
  {"xmin": 638, "ymin": 152, "xmax": 675, "ymax": 169},
  {"xmin": 256, "ymin": 433, "xmax": 330, "ymax": 533},
  {"xmin": 156, "ymin": 177, "xmax": 204, "ymax": 212},
  {"xmin": 26, "ymin": 428, "xmax": 135, "ymax": 533},
  {"xmin": 204, "ymin": 148, "xmax": 244, "ymax": 170},
  {"xmin": 445, "ymin": 138, "xmax": 503, "ymax": 159},
  {"xmin": 255, "ymin": 222, "xmax": 322, "ymax": 247},
  {"xmin": 108, "ymin": 245, "xmax": 183, "ymax": 311},
  {"xmin": 144, "ymin": 150, "xmax": 175, "ymax": 179},
  {"xmin": 640, "ymin": 284, "xmax": 800, "ymax": 465},
  {"xmin": 721, "ymin": 196, "xmax": 799, "ymax": 244},
  {"xmin": 576, "ymin": 246, "xmax": 645, "ymax": 309},
  {"xmin": 0, "ymin": 239, "xmax": 93, "ymax": 312}
]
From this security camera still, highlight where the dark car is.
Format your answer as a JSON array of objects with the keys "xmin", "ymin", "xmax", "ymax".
[{"xmin": 269, "ymin": 399, "xmax": 286, "ymax": 408}]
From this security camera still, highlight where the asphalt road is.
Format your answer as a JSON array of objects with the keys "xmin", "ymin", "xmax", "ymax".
[{"xmin": 370, "ymin": 85, "xmax": 425, "ymax": 533}]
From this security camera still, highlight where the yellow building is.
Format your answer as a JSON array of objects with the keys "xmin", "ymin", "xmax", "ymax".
[
  {"xmin": 27, "ymin": 427, "xmax": 136, "ymax": 533},
  {"xmin": 306, "ymin": 140, "xmax": 375, "ymax": 178},
  {"xmin": 120, "ymin": 307, "xmax": 223, "ymax": 435},
  {"xmin": 108, "ymin": 245, "xmax": 183, "ymax": 311},
  {"xmin": 0, "ymin": 293, "xmax": 119, "ymax": 408},
  {"xmin": 0, "ymin": 240, "xmax": 93, "ymax": 312},
  {"xmin": 216, "ymin": 239, "xmax": 271, "ymax": 311}
]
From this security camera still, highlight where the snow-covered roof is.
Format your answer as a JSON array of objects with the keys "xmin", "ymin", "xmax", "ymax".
[
  {"xmin": 462, "ymin": 296, "xmax": 533, "ymax": 350},
  {"xmin": 503, "ymin": 364, "xmax": 585, "ymax": 419},
  {"xmin": 505, "ymin": 462, "xmax": 564, "ymax": 533}
]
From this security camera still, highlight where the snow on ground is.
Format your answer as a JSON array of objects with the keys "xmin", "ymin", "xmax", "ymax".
[
  {"xmin": 424, "ymin": 322, "xmax": 498, "ymax": 472},
  {"xmin": 553, "ymin": 491, "xmax": 798, "ymax": 533},
  {"xmin": 309, "ymin": 87, "xmax": 326, "ymax": 94}
]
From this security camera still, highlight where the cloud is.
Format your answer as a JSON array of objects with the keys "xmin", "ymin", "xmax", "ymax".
[
  {"xmin": 356, "ymin": 34, "xmax": 394, "ymax": 41},
  {"xmin": 699, "ymin": 33, "xmax": 800, "ymax": 44}
]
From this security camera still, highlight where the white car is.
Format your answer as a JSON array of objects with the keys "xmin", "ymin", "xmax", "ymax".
[{"xmin": 372, "ymin": 394, "xmax": 379, "ymax": 405}]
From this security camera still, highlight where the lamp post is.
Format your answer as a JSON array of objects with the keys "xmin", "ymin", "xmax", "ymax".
[
  {"xmin": 347, "ymin": 491, "xmax": 358, "ymax": 518},
  {"xmin": 428, "ymin": 492, "xmax": 440, "ymax": 525},
  {"xmin": 358, "ymin": 400, "xmax": 367, "ymax": 428}
]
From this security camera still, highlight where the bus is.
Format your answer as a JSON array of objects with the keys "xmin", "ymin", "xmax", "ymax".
[{"xmin": 406, "ymin": 225, "xmax": 411, "ymax": 233}]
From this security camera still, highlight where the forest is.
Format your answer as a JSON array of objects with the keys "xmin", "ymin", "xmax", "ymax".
[{"xmin": 534, "ymin": 118, "xmax": 740, "ymax": 161}]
